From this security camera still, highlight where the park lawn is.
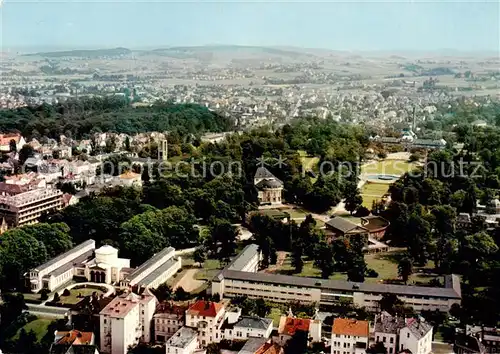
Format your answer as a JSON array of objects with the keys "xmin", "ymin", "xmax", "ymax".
[
  {"xmin": 194, "ymin": 258, "xmax": 223, "ymax": 281},
  {"xmin": 361, "ymin": 195, "xmax": 383, "ymax": 208},
  {"xmin": 362, "ymin": 183, "xmax": 391, "ymax": 195},
  {"xmin": 15, "ymin": 318, "xmax": 52, "ymax": 342},
  {"xmin": 269, "ymin": 250, "xmax": 439, "ymax": 285},
  {"xmin": 268, "ymin": 306, "xmax": 284, "ymax": 327},
  {"xmin": 287, "ymin": 208, "xmax": 308, "ymax": 219},
  {"xmin": 362, "ymin": 160, "xmax": 417, "ymax": 176},
  {"xmin": 60, "ymin": 287, "xmax": 105, "ymax": 304}
]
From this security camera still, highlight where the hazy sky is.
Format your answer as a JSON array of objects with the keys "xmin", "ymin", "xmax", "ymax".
[{"xmin": 1, "ymin": 0, "xmax": 499, "ymax": 52}]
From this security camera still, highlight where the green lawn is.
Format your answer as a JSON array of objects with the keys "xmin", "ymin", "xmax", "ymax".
[
  {"xmin": 269, "ymin": 250, "xmax": 439, "ymax": 285},
  {"xmin": 15, "ymin": 318, "xmax": 52, "ymax": 342},
  {"xmin": 361, "ymin": 195, "xmax": 383, "ymax": 208},
  {"xmin": 60, "ymin": 287, "xmax": 105, "ymax": 304},
  {"xmin": 268, "ymin": 307, "xmax": 284, "ymax": 326},
  {"xmin": 362, "ymin": 160, "xmax": 417, "ymax": 176},
  {"xmin": 298, "ymin": 150, "xmax": 320, "ymax": 171},
  {"xmin": 287, "ymin": 208, "xmax": 308, "ymax": 219},
  {"xmin": 194, "ymin": 259, "xmax": 223, "ymax": 281}
]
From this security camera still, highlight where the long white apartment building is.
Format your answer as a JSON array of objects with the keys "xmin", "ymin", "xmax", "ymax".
[
  {"xmin": 25, "ymin": 239, "xmax": 96, "ymax": 292},
  {"xmin": 123, "ymin": 246, "xmax": 182, "ymax": 289},
  {"xmin": 99, "ymin": 290, "xmax": 157, "ymax": 354},
  {"xmin": 211, "ymin": 244, "xmax": 461, "ymax": 312}
]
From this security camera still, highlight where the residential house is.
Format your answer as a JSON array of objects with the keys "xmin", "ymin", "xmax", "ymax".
[
  {"xmin": 275, "ymin": 312, "xmax": 321, "ymax": 346},
  {"xmin": 373, "ymin": 312, "xmax": 406, "ymax": 354},
  {"xmin": 331, "ymin": 318, "xmax": 369, "ymax": 354},
  {"xmin": 238, "ymin": 338, "xmax": 283, "ymax": 354},
  {"xmin": 154, "ymin": 302, "xmax": 188, "ymax": 343},
  {"xmin": 222, "ymin": 312, "xmax": 273, "ymax": 341},
  {"xmin": 49, "ymin": 330, "xmax": 99, "ymax": 354},
  {"xmin": 398, "ymin": 318, "xmax": 433, "ymax": 354},
  {"xmin": 0, "ymin": 133, "xmax": 26, "ymax": 152},
  {"xmin": 113, "ymin": 171, "xmax": 142, "ymax": 188},
  {"xmin": 165, "ymin": 327, "xmax": 199, "ymax": 354},
  {"xmin": 185, "ymin": 300, "xmax": 226, "ymax": 346}
]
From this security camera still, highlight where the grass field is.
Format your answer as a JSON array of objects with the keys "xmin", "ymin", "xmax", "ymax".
[
  {"xmin": 270, "ymin": 250, "xmax": 439, "ymax": 285},
  {"xmin": 194, "ymin": 259, "xmax": 223, "ymax": 281},
  {"xmin": 15, "ymin": 318, "xmax": 52, "ymax": 342},
  {"xmin": 361, "ymin": 183, "xmax": 391, "ymax": 207},
  {"xmin": 298, "ymin": 150, "xmax": 320, "ymax": 171},
  {"xmin": 61, "ymin": 287, "xmax": 105, "ymax": 304},
  {"xmin": 361, "ymin": 160, "xmax": 417, "ymax": 176}
]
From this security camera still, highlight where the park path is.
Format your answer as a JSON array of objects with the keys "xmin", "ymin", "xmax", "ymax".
[{"xmin": 173, "ymin": 269, "xmax": 205, "ymax": 292}]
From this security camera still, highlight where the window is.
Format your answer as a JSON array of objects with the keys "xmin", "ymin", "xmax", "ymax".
[
  {"xmin": 390, "ymin": 337, "xmax": 394, "ymax": 344},
  {"xmin": 407, "ymin": 333, "xmax": 410, "ymax": 338},
  {"xmin": 104, "ymin": 319, "xmax": 107, "ymax": 324},
  {"xmin": 383, "ymin": 336, "xmax": 386, "ymax": 342},
  {"xmin": 376, "ymin": 336, "xmax": 379, "ymax": 342},
  {"xmin": 389, "ymin": 349, "xmax": 393, "ymax": 354}
]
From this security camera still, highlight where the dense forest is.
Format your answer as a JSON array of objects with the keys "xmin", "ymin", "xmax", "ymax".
[{"xmin": 0, "ymin": 97, "xmax": 233, "ymax": 140}]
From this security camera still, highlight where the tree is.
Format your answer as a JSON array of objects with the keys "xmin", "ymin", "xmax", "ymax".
[
  {"xmin": 193, "ymin": 247, "xmax": 207, "ymax": 267},
  {"xmin": 208, "ymin": 219, "xmax": 238, "ymax": 264},
  {"xmin": 9, "ymin": 138, "xmax": 17, "ymax": 152},
  {"xmin": 18, "ymin": 223, "xmax": 73, "ymax": 258},
  {"xmin": 398, "ymin": 256, "xmax": 413, "ymax": 284},
  {"xmin": 347, "ymin": 258, "xmax": 366, "ymax": 283},
  {"xmin": 313, "ymin": 242, "xmax": 335, "ymax": 279},
  {"xmin": 152, "ymin": 283, "xmax": 173, "ymax": 302},
  {"xmin": 285, "ymin": 329, "xmax": 309, "ymax": 354},
  {"xmin": 0, "ymin": 231, "xmax": 48, "ymax": 289},
  {"xmin": 378, "ymin": 293, "xmax": 404, "ymax": 314},
  {"xmin": 343, "ymin": 182, "xmax": 363, "ymax": 215},
  {"xmin": 406, "ymin": 214, "xmax": 431, "ymax": 265},
  {"xmin": 174, "ymin": 287, "xmax": 189, "ymax": 301},
  {"xmin": 206, "ymin": 343, "xmax": 220, "ymax": 354},
  {"xmin": 125, "ymin": 136, "xmax": 131, "ymax": 151},
  {"xmin": 18, "ymin": 144, "xmax": 35, "ymax": 165},
  {"xmin": 53, "ymin": 292, "xmax": 61, "ymax": 302}
]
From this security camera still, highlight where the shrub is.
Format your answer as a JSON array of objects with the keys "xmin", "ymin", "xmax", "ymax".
[
  {"xmin": 62, "ymin": 289, "xmax": 71, "ymax": 296},
  {"xmin": 409, "ymin": 153, "xmax": 421, "ymax": 162},
  {"xmin": 39, "ymin": 288, "xmax": 50, "ymax": 300},
  {"xmin": 354, "ymin": 206, "xmax": 370, "ymax": 217},
  {"xmin": 53, "ymin": 292, "xmax": 61, "ymax": 302},
  {"xmin": 366, "ymin": 268, "xmax": 379, "ymax": 278}
]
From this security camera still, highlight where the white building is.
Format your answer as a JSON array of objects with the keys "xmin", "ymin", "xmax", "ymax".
[
  {"xmin": 185, "ymin": 300, "xmax": 226, "ymax": 347},
  {"xmin": 211, "ymin": 244, "xmax": 462, "ymax": 312},
  {"xmin": 99, "ymin": 290, "xmax": 157, "ymax": 354},
  {"xmin": 222, "ymin": 311, "xmax": 273, "ymax": 341},
  {"xmin": 398, "ymin": 319, "xmax": 433, "ymax": 354},
  {"xmin": 124, "ymin": 246, "xmax": 182, "ymax": 290},
  {"xmin": 165, "ymin": 327, "xmax": 199, "ymax": 354},
  {"xmin": 113, "ymin": 171, "xmax": 142, "ymax": 188},
  {"xmin": 26, "ymin": 242, "xmax": 180, "ymax": 293},
  {"xmin": 25, "ymin": 239, "xmax": 96, "ymax": 292},
  {"xmin": 373, "ymin": 312, "xmax": 405, "ymax": 354},
  {"xmin": 331, "ymin": 318, "xmax": 369, "ymax": 354}
]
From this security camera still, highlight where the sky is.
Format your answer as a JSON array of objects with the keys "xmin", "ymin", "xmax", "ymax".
[{"xmin": 0, "ymin": 0, "xmax": 499, "ymax": 53}]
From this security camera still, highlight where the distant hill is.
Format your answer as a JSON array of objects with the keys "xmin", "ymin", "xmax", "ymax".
[
  {"xmin": 142, "ymin": 45, "xmax": 315, "ymax": 60},
  {"xmin": 24, "ymin": 47, "xmax": 132, "ymax": 58}
]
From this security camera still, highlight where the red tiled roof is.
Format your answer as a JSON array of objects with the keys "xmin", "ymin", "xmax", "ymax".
[
  {"xmin": 256, "ymin": 342, "xmax": 283, "ymax": 354},
  {"xmin": 186, "ymin": 300, "xmax": 223, "ymax": 318},
  {"xmin": 333, "ymin": 318, "xmax": 369, "ymax": 337},
  {"xmin": 56, "ymin": 330, "xmax": 93, "ymax": 345},
  {"xmin": 282, "ymin": 317, "xmax": 311, "ymax": 336},
  {"xmin": 0, "ymin": 133, "xmax": 22, "ymax": 146}
]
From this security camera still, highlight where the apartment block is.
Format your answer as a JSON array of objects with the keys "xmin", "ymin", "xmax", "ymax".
[
  {"xmin": 211, "ymin": 244, "xmax": 461, "ymax": 312},
  {"xmin": 99, "ymin": 290, "xmax": 157, "ymax": 354}
]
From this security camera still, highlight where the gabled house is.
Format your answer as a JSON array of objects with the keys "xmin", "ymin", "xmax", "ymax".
[
  {"xmin": 331, "ymin": 318, "xmax": 369, "ymax": 354},
  {"xmin": 324, "ymin": 217, "xmax": 369, "ymax": 241}
]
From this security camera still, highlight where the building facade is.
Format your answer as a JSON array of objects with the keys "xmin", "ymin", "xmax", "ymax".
[
  {"xmin": 99, "ymin": 291, "xmax": 157, "ymax": 354},
  {"xmin": 165, "ymin": 327, "xmax": 199, "ymax": 354},
  {"xmin": 211, "ymin": 244, "xmax": 462, "ymax": 312},
  {"xmin": 331, "ymin": 318, "xmax": 369, "ymax": 354},
  {"xmin": 185, "ymin": 300, "xmax": 226, "ymax": 346},
  {"xmin": 154, "ymin": 302, "xmax": 188, "ymax": 343}
]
